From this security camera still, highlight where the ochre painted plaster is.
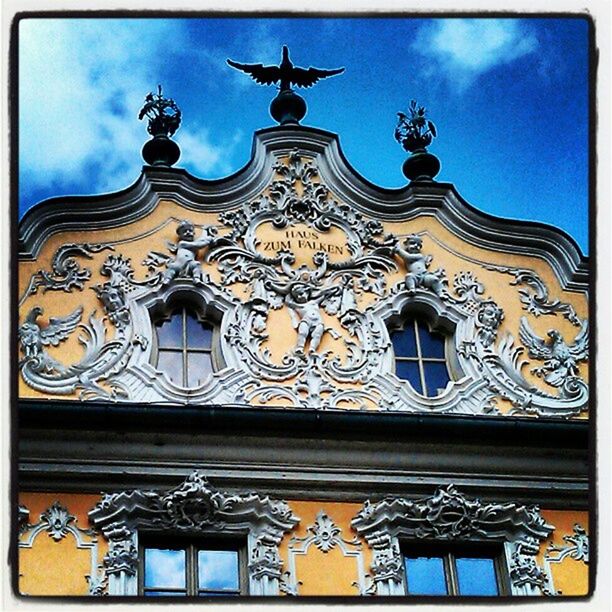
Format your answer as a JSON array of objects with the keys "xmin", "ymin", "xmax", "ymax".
[
  {"xmin": 18, "ymin": 492, "xmax": 106, "ymax": 596},
  {"xmin": 280, "ymin": 501, "xmax": 372, "ymax": 596},
  {"xmin": 18, "ymin": 184, "xmax": 588, "ymax": 414},
  {"xmin": 540, "ymin": 509, "xmax": 589, "ymax": 596}
]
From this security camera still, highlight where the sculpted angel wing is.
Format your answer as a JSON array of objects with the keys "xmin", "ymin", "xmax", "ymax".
[
  {"xmin": 39, "ymin": 306, "xmax": 83, "ymax": 347},
  {"xmin": 290, "ymin": 66, "xmax": 345, "ymax": 88},
  {"xmin": 518, "ymin": 316, "xmax": 551, "ymax": 360},
  {"xmin": 226, "ymin": 59, "xmax": 281, "ymax": 85},
  {"xmin": 570, "ymin": 319, "xmax": 589, "ymax": 359}
]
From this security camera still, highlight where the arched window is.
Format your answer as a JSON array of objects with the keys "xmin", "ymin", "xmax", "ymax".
[
  {"xmin": 391, "ymin": 319, "xmax": 451, "ymax": 397},
  {"xmin": 155, "ymin": 306, "xmax": 214, "ymax": 388}
]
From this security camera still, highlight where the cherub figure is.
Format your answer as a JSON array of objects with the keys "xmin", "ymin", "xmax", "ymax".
[
  {"xmin": 268, "ymin": 280, "xmax": 341, "ymax": 357},
  {"xmin": 392, "ymin": 234, "xmax": 445, "ymax": 296},
  {"xmin": 162, "ymin": 220, "xmax": 218, "ymax": 285}
]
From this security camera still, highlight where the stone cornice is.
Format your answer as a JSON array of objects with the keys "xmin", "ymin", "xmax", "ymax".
[{"xmin": 18, "ymin": 125, "xmax": 588, "ymax": 290}]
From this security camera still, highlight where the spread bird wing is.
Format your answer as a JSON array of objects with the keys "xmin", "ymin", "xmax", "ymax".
[
  {"xmin": 570, "ymin": 319, "xmax": 589, "ymax": 359},
  {"xmin": 226, "ymin": 59, "xmax": 281, "ymax": 85},
  {"xmin": 518, "ymin": 316, "xmax": 551, "ymax": 360},
  {"xmin": 40, "ymin": 306, "xmax": 83, "ymax": 347},
  {"xmin": 290, "ymin": 66, "xmax": 345, "ymax": 88}
]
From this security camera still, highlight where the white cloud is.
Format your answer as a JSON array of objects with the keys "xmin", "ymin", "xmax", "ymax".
[
  {"xmin": 414, "ymin": 19, "xmax": 538, "ymax": 89},
  {"xmin": 18, "ymin": 19, "xmax": 241, "ymax": 205}
]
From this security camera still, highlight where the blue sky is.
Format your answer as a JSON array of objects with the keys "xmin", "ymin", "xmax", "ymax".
[{"xmin": 18, "ymin": 16, "xmax": 590, "ymax": 254}]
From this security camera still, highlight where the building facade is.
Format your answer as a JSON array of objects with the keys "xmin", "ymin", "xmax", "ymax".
[{"xmin": 15, "ymin": 89, "xmax": 590, "ymax": 598}]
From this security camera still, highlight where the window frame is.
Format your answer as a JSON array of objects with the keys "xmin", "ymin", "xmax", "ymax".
[
  {"xmin": 401, "ymin": 541, "xmax": 509, "ymax": 597},
  {"xmin": 153, "ymin": 303, "xmax": 218, "ymax": 389},
  {"xmin": 138, "ymin": 533, "xmax": 248, "ymax": 597},
  {"xmin": 391, "ymin": 317, "xmax": 452, "ymax": 397}
]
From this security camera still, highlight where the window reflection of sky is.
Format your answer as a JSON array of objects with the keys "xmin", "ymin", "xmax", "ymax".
[
  {"xmin": 456, "ymin": 557, "xmax": 498, "ymax": 595},
  {"xmin": 198, "ymin": 550, "xmax": 239, "ymax": 591},
  {"xmin": 144, "ymin": 548, "xmax": 186, "ymax": 588},
  {"xmin": 405, "ymin": 556, "xmax": 447, "ymax": 595}
]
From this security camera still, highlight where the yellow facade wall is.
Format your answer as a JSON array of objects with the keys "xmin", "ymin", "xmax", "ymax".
[
  {"xmin": 18, "ymin": 189, "xmax": 589, "ymax": 416},
  {"xmin": 17, "ymin": 493, "xmax": 590, "ymax": 598},
  {"xmin": 18, "ymin": 493, "xmax": 108, "ymax": 596},
  {"xmin": 280, "ymin": 501, "xmax": 372, "ymax": 596},
  {"xmin": 540, "ymin": 509, "xmax": 590, "ymax": 596}
]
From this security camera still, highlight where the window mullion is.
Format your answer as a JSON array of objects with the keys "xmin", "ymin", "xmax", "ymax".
[
  {"xmin": 413, "ymin": 320, "xmax": 428, "ymax": 396},
  {"xmin": 187, "ymin": 543, "xmax": 197, "ymax": 596},
  {"xmin": 182, "ymin": 307, "xmax": 188, "ymax": 388},
  {"xmin": 446, "ymin": 552, "xmax": 458, "ymax": 596}
]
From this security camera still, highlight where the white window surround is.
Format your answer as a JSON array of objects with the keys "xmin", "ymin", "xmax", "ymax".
[
  {"xmin": 351, "ymin": 485, "xmax": 556, "ymax": 596},
  {"xmin": 88, "ymin": 471, "xmax": 299, "ymax": 596}
]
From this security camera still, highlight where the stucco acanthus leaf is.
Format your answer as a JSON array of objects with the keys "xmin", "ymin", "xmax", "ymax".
[
  {"xmin": 545, "ymin": 523, "xmax": 589, "ymax": 564},
  {"xmin": 20, "ymin": 243, "xmax": 114, "ymax": 303},
  {"xmin": 484, "ymin": 265, "xmax": 582, "ymax": 326},
  {"xmin": 352, "ymin": 485, "xmax": 555, "ymax": 596},
  {"xmin": 89, "ymin": 471, "xmax": 299, "ymax": 596}
]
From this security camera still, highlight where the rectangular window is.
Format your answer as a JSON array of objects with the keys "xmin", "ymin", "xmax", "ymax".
[
  {"xmin": 403, "ymin": 544, "xmax": 505, "ymax": 596},
  {"xmin": 140, "ymin": 537, "xmax": 246, "ymax": 597}
]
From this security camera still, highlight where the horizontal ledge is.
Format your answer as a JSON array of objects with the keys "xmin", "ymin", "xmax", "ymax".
[{"xmin": 18, "ymin": 399, "xmax": 589, "ymax": 448}]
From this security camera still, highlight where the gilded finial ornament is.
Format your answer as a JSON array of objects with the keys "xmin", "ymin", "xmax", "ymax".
[
  {"xmin": 395, "ymin": 100, "xmax": 441, "ymax": 182},
  {"xmin": 138, "ymin": 85, "xmax": 182, "ymax": 167},
  {"xmin": 227, "ymin": 46, "xmax": 345, "ymax": 125}
]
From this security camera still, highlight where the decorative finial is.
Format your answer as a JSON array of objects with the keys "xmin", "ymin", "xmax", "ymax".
[
  {"xmin": 395, "ymin": 100, "xmax": 441, "ymax": 182},
  {"xmin": 138, "ymin": 85, "xmax": 181, "ymax": 167},
  {"xmin": 227, "ymin": 46, "xmax": 345, "ymax": 125}
]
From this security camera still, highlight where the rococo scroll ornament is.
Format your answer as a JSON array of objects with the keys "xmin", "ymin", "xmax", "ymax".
[
  {"xmin": 19, "ymin": 243, "xmax": 114, "ymax": 304},
  {"xmin": 351, "ymin": 485, "xmax": 555, "ymax": 596},
  {"xmin": 545, "ymin": 523, "xmax": 589, "ymax": 565},
  {"xmin": 18, "ymin": 150, "xmax": 588, "ymax": 417},
  {"xmin": 89, "ymin": 471, "xmax": 299, "ymax": 596},
  {"xmin": 19, "ymin": 501, "xmax": 105, "ymax": 596}
]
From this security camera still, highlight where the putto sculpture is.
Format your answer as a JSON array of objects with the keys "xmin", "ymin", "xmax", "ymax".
[
  {"xmin": 227, "ymin": 46, "xmax": 344, "ymax": 125},
  {"xmin": 392, "ymin": 234, "xmax": 446, "ymax": 296},
  {"xmin": 162, "ymin": 220, "xmax": 218, "ymax": 285}
]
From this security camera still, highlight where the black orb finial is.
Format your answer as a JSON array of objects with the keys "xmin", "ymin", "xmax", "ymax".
[
  {"xmin": 395, "ymin": 100, "xmax": 440, "ymax": 182},
  {"xmin": 139, "ymin": 85, "xmax": 181, "ymax": 167},
  {"xmin": 227, "ymin": 46, "xmax": 344, "ymax": 125}
]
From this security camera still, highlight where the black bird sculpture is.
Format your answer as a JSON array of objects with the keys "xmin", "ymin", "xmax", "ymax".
[{"xmin": 227, "ymin": 45, "xmax": 344, "ymax": 92}]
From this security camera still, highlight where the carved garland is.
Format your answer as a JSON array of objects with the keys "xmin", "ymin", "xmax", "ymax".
[
  {"xmin": 351, "ymin": 485, "xmax": 555, "ymax": 596},
  {"xmin": 88, "ymin": 471, "xmax": 299, "ymax": 596}
]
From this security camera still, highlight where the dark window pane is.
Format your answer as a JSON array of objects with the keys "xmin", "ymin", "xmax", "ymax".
[
  {"xmin": 405, "ymin": 556, "xmax": 447, "ymax": 596},
  {"xmin": 391, "ymin": 325, "xmax": 417, "ymax": 357},
  {"xmin": 418, "ymin": 323, "xmax": 446, "ymax": 358},
  {"xmin": 156, "ymin": 313, "xmax": 183, "ymax": 349},
  {"xmin": 456, "ymin": 557, "xmax": 498, "ymax": 596},
  {"xmin": 423, "ymin": 362, "xmax": 450, "ymax": 397},
  {"xmin": 198, "ymin": 592, "xmax": 240, "ymax": 597},
  {"xmin": 144, "ymin": 591, "xmax": 187, "ymax": 597},
  {"xmin": 157, "ymin": 350, "xmax": 184, "ymax": 385},
  {"xmin": 396, "ymin": 360, "xmax": 422, "ymax": 393},
  {"xmin": 198, "ymin": 550, "xmax": 239, "ymax": 591},
  {"xmin": 187, "ymin": 352, "xmax": 213, "ymax": 387},
  {"xmin": 144, "ymin": 548, "xmax": 186, "ymax": 589},
  {"xmin": 186, "ymin": 315, "xmax": 213, "ymax": 349}
]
